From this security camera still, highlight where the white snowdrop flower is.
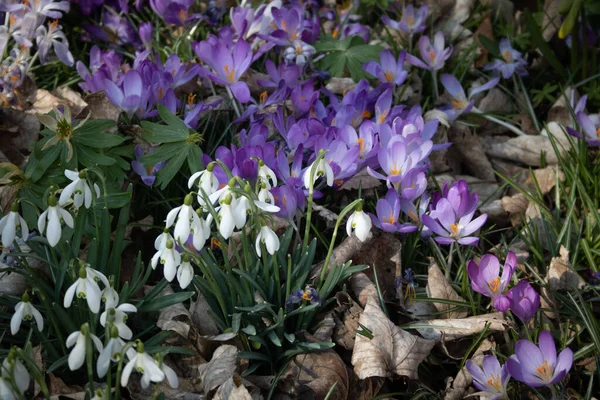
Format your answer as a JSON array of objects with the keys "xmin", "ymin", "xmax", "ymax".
[
  {"xmin": 2, "ymin": 354, "xmax": 29, "ymax": 395},
  {"xmin": 154, "ymin": 229, "xmax": 174, "ymax": 251},
  {"xmin": 91, "ymin": 388, "xmax": 108, "ymax": 400},
  {"xmin": 258, "ymin": 184, "xmax": 275, "ymax": 205},
  {"xmin": 233, "ymin": 193, "xmax": 252, "ymax": 229},
  {"xmin": 177, "ymin": 255, "xmax": 194, "ymax": 289},
  {"xmin": 66, "ymin": 324, "xmax": 103, "ymax": 371},
  {"xmin": 96, "ymin": 326, "xmax": 134, "ymax": 378},
  {"xmin": 59, "ymin": 169, "xmax": 101, "ymax": 209},
  {"xmin": 208, "ymin": 179, "xmax": 238, "ymax": 208},
  {"xmin": 158, "ymin": 359, "xmax": 179, "ymax": 389},
  {"xmin": 100, "ymin": 303, "xmax": 137, "ymax": 340},
  {"xmin": 257, "ymin": 159, "xmax": 277, "ymax": 189},
  {"xmin": 188, "ymin": 162, "xmax": 220, "ymax": 201},
  {"xmin": 38, "ymin": 195, "xmax": 74, "ymax": 247},
  {"xmin": 217, "ymin": 195, "xmax": 235, "ymax": 239},
  {"xmin": 191, "ymin": 213, "xmax": 212, "ymax": 251},
  {"xmin": 303, "ymin": 151, "xmax": 334, "ymax": 188},
  {"xmin": 255, "ymin": 224, "xmax": 280, "ymax": 257},
  {"xmin": 0, "ymin": 202, "xmax": 28, "ymax": 247},
  {"xmin": 0, "ymin": 373, "xmax": 17, "ymax": 400},
  {"xmin": 121, "ymin": 342, "xmax": 165, "ymax": 389},
  {"xmin": 166, "ymin": 194, "xmax": 201, "ymax": 245},
  {"xmin": 64, "ymin": 266, "xmax": 108, "ymax": 314},
  {"xmin": 10, "ymin": 292, "xmax": 43, "ymax": 335},
  {"xmin": 101, "ymin": 284, "xmax": 119, "ymax": 309},
  {"xmin": 346, "ymin": 206, "xmax": 372, "ymax": 242},
  {"xmin": 151, "ymin": 240, "xmax": 181, "ymax": 282}
]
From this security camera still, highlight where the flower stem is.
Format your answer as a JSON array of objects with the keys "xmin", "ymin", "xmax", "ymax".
[
  {"xmin": 446, "ymin": 242, "xmax": 455, "ymax": 280},
  {"xmin": 431, "ymin": 69, "xmax": 439, "ymax": 104},
  {"xmin": 473, "ymin": 108, "xmax": 527, "ymax": 136},
  {"xmin": 226, "ymin": 86, "xmax": 241, "ymax": 118}
]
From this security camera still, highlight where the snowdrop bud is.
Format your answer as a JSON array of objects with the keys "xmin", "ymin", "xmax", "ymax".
[{"xmin": 346, "ymin": 203, "xmax": 372, "ymax": 242}]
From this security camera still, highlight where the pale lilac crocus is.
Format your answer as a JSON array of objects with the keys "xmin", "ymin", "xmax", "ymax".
[
  {"xmin": 367, "ymin": 139, "xmax": 431, "ymax": 186},
  {"xmin": 194, "ymin": 37, "xmax": 253, "ymax": 103},
  {"xmin": 507, "ymin": 330, "xmax": 573, "ymax": 388},
  {"xmin": 363, "ymin": 49, "xmax": 408, "ymax": 86},
  {"xmin": 484, "ymin": 38, "xmax": 528, "ymax": 79},
  {"xmin": 382, "ymin": 4, "xmax": 428, "ymax": 35},
  {"xmin": 570, "ymin": 110, "xmax": 600, "ymax": 147},
  {"xmin": 35, "ymin": 20, "xmax": 74, "ymax": 66},
  {"xmin": 467, "ymin": 252, "xmax": 516, "ymax": 311},
  {"xmin": 406, "ymin": 32, "xmax": 452, "ymax": 71},
  {"xmin": 104, "ymin": 70, "xmax": 144, "ymax": 117},
  {"xmin": 439, "ymin": 74, "xmax": 500, "ymax": 121},
  {"xmin": 132, "ymin": 146, "xmax": 166, "ymax": 186},
  {"xmin": 422, "ymin": 198, "xmax": 487, "ymax": 245},
  {"xmin": 466, "ymin": 355, "xmax": 511, "ymax": 400},
  {"xmin": 506, "ymin": 280, "xmax": 540, "ymax": 323},
  {"xmin": 370, "ymin": 189, "xmax": 416, "ymax": 234}
]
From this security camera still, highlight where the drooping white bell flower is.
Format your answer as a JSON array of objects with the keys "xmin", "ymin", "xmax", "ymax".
[
  {"xmin": 346, "ymin": 206, "xmax": 372, "ymax": 242},
  {"xmin": 0, "ymin": 373, "xmax": 17, "ymax": 400},
  {"xmin": 154, "ymin": 229, "xmax": 174, "ymax": 251},
  {"xmin": 11, "ymin": 292, "xmax": 43, "ymax": 335},
  {"xmin": 97, "ymin": 325, "xmax": 135, "ymax": 378},
  {"xmin": 158, "ymin": 358, "xmax": 179, "ymax": 389},
  {"xmin": 0, "ymin": 202, "xmax": 28, "ymax": 247},
  {"xmin": 188, "ymin": 162, "xmax": 220, "ymax": 203},
  {"xmin": 151, "ymin": 239, "xmax": 181, "ymax": 282},
  {"xmin": 38, "ymin": 195, "xmax": 74, "ymax": 247},
  {"xmin": 191, "ymin": 213, "xmax": 212, "ymax": 251},
  {"xmin": 217, "ymin": 195, "xmax": 235, "ymax": 239},
  {"xmin": 208, "ymin": 178, "xmax": 238, "ymax": 208},
  {"xmin": 121, "ymin": 341, "xmax": 165, "ymax": 389},
  {"xmin": 177, "ymin": 255, "xmax": 194, "ymax": 289},
  {"xmin": 257, "ymin": 159, "xmax": 277, "ymax": 189},
  {"xmin": 303, "ymin": 150, "xmax": 334, "ymax": 189},
  {"xmin": 59, "ymin": 169, "xmax": 101, "ymax": 209},
  {"xmin": 166, "ymin": 194, "xmax": 201, "ymax": 244},
  {"xmin": 255, "ymin": 224, "xmax": 280, "ymax": 257},
  {"xmin": 2, "ymin": 353, "xmax": 29, "ymax": 396},
  {"xmin": 101, "ymin": 284, "xmax": 119, "ymax": 309},
  {"xmin": 64, "ymin": 266, "xmax": 108, "ymax": 314},
  {"xmin": 258, "ymin": 184, "xmax": 275, "ymax": 205},
  {"xmin": 66, "ymin": 324, "xmax": 103, "ymax": 371},
  {"xmin": 100, "ymin": 303, "xmax": 137, "ymax": 340}
]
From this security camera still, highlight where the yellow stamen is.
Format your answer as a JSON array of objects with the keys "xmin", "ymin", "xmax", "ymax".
[
  {"xmin": 596, "ymin": 128, "xmax": 600, "ymax": 139},
  {"xmin": 210, "ymin": 237, "xmax": 222, "ymax": 250},
  {"xmin": 383, "ymin": 211, "xmax": 396, "ymax": 225},
  {"xmin": 362, "ymin": 110, "xmax": 371, "ymax": 119},
  {"xmin": 384, "ymin": 70, "xmax": 394, "ymax": 82},
  {"xmin": 502, "ymin": 50, "xmax": 512, "ymax": 63},
  {"xmin": 450, "ymin": 223, "xmax": 459, "ymax": 236},
  {"xmin": 223, "ymin": 65, "xmax": 235, "ymax": 83},
  {"xmin": 50, "ymin": 19, "xmax": 59, "ymax": 30},
  {"xmin": 302, "ymin": 290, "xmax": 313, "ymax": 301},
  {"xmin": 260, "ymin": 91, "xmax": 268, "ymax": 104},
  {"xmin": 408, "ymin": 211, "xmax": 418, "ymax": 222},
  {"xmin": 334, "ymin": 179, "xmax": 344, "ymax": 187},
  {"xmin": 390, "ymin": 163, "xmax": 401, "ymax": 176},
  {"xmin": 452, "ymin": 98, "xmax": 466, "ymax": 110},
  {"xmin": 429, "ymin": 50, "xmax": 436, "ymax": 60},
  {"xmin": 377, "ymin": 107, "xmax": 389, "ymax": 124},
  {"xmin": 187, "ymin": 94, "xmax": 196, "ymax": 106},
  {"xmin": 536, "ymin": 360, "xmax": 553, "ymax": 381},
  {"xmin": 295, "ymin": 44, "xmax": 303, "ymax": 55},
  {"xmin": 332, "ymin": 28, "xmax": 339, "ymax": 38},
  {"xmin": 179, "ymin": 9, "xmax": 186, "ymax": 23},
  {"xmin": 408, "ymin": 16, "xmax": 414, "ymax": 27},
  {"xmin": 357, "ymin": 138, "xmax": 365, "ymax": 154},
  {"xmin": 487, "ymin": 373, "xmax": 503, "ymax": 391},
  {"xmin": 487, "ymin": 277, "xmax": 501, "ymax": 293}
]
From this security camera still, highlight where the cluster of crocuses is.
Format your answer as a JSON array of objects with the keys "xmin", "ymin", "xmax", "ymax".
[{"xmin": 0, "ymin": 0, "xmax": 74, "ymax": 107}]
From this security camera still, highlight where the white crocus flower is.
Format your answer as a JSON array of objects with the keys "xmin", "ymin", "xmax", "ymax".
[
  {"xmin": 96, "ymin": 326, "xmax": 134, "ymax": 378},
  {"xmin": 217, "ymin": 196, "xmax": 235, "ymax": 239},
  {"xmin": 346, "ymin": 207, "xmax": 372, "ymax": 242},
  {"xmin": 158, "ymin": 359, "xmax": 179, "ymax": 389},
  {"xmin": 303, "ymin": 152, "xmax": 334, "ymax": 188},
  {"xmin": 59, "ymin": 170, "xmax": 100, "ymax": 209},
  {"xmin": 64, "ymin": 266, "xmax": 108, "ymax": 314},
  {"xmin": 151, "ymin": 240, "xmax": 181, "ymax": 282},
  {"xmin": 0, "ymin": 203, "xmax": 28, "ymax": 246},
  {"xmin": 188, "ymin": 162, "xmax": 220, "ymax": 201},
  {"xmin": 10, "ymin": 292, "xmax": 43, "ymax": 335},
  {"xmin": 38, "ymin": 195, "xmax": 74, "ymax": 247},
  {"xmin": 257, "ymin": 159, "xmax": 277, "ymax": 189},
  {"xmin": 177, "ymin": 255, "xmax": 194, "ymax": 289},
  {"xmin": 166, "ymin": 194, "xmax": 201, "ymax": 244},
  {"xmin": 192, "ymin": 214, "xmax": 212, "ymax": 251},
  {"xmin": 1, "ymin": 356, "xmax": 29, "ymax": 396},
  {"xmin": 121, "ymin": 342, "xmax": 165, "ymax": 389},
  {"xmin": 66, "ymin": 324, "xmax": 103, "ymax": 371},
  {"xmin": 100, "ymin": 303, "xmax": 137, "ymax": 340},
  {"xmin": 255, "ymin": 224, "xmax": 280, "ymax": 257}
]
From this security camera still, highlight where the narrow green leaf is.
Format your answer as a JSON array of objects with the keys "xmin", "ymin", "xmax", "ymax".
[
  {"xmin": 137, "ymin": 291, "xmax": 195, "ymax": 312},
  {"xmin": 525, "ymin": 9, "xmax": 568, "ymax": 79}
]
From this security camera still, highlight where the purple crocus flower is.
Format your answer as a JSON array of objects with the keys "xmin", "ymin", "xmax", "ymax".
[
  {"xmin": 431, "ymin": 180, "xmax": 478, "ymax": 219},
  {"xmin": 139, "ymin": 22, "xmax": 153, "ymax": 49},
  {"xmin": 439, "ymin": 74, "xmax": 500, "ymax": 121},
  {"xmin": 406, "ymin": 32, "xmax": 452, "ymax": 71},
  {"xmin": 568, "ymin": 110, "xmax": 600, "ymax": 147},
  {"xmin": 163, "ymin": 54, "xmax": 199, "ymax": 88},
  {"xmin": 194, "ymin": 37, "xmax": 252, "ymax": 103},
  {"xmin": 506, "ymin": 330, "xmax": 573, "ymax": 388},
  {"xmin": 131, "ymin": 146, "xmax": 166, "ymax": 186},
  {"xmin": 382, "ymin": 4, "xmax": 427, "ymax": 35},
  {"xmin": 35, "ymin": 20, "xmax": 74, "ymax": 66},
  {"xmin": 150, "ymin": 0, "xmax": 195, "ymax": 26},
  {"xmin": 467, "ymin": 252, "xmax": 516, "ymax": 311},
  {"xmin": 363, "ymin": 49, "xmax": 408, "ymax": 86},
  {"xmin": 466, "ymin": 355, "xmax": 511, "ymax": 400},
  {"xmin": 104, "ymin": 69, "xmax": 144, "ymax": 117},
  {"xmin": 367, "ymin": 139, "xmax": 432, "ymax": 186},
  {"xmin": 422, "ymin": 198, "xmax": 487, "ymax": 246},
  {"xmin": 257, "ymin": 59, "xmax": 300, "ymax": 89},
  {"xmin": 506, "ymin": 280, "xmax": 540, "ymax": 323},
  {"xmin": 370, "ymin": 189, "xmax": 417, "ymax": 233},
  {"xmin": 484, "ymin": 38, "xmax": 528, "ymax": 79},
  {"xmin": 286, "ymin": 287, "xmax": 321, "ymax": 312}
]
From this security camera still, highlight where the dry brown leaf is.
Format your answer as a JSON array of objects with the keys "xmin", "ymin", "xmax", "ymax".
[
  {"xmin": 474, "ymin": 14, "xmax": 494, "ymax": 68},
  {"xmin": 541, "ymin": 0, "xmax": 561, "ymax": 41},
  {"xmin": 444, "ymin": 339, "xmax": 495, "ymax": 400},
  {"xmin": 426, "ymin": 260, "xmax": 468, "ymax": 319},
  {"xmin": 213, "ymin": 376, "xmax": 254, "ymax": 400},
  {"xmin": 412, "ymin": 312, "xmax": 510, "ymax": 342},
  {"xmin": 190, "ymin": 291, "xmax": 219, "ymax": 336},
  {"xmin": 351, "ymin": 297, "xmax": 435, "ymax": 380},
  {"xmin": 81, "ymin": 91, "xmax": 122, "ymax": 121},
  {"xmin": 326, "ymin": 77, "xmax": 357, "ymax": 95},
  {"xmin": 198, "ymin": 345, "xmax": 239, "ymax": 394},
  {"xmin": 350, "ymin": 272, "xmax": 378, "ymax": 307},
  {"xmin": 340, "ymin": 168, "xmax": 382, "ymax": 191},
  {"xmin": 449, "ymin": 124, "xmax": 495, "ymax": 181},
  {"xmin": 484, "ymin": 135, "xmax": 560, "ymax": 166},
  {"xmin": 546, "ymin": 245, "xmax": 585, "ymax": 291},
  {"xmin": 313, "ymin": 311, "xmax": 336, "ymax": 342},
  {"xmin": 332, "ymin": 294, "xmax": 362, "ymax": 350},
  {"xmin": 156, "ymin": 285, "xmax": 193, "ymax": 338},
  {"xmin": 279, "ymin": 345, "xmax": 349, "ymax": 400}
]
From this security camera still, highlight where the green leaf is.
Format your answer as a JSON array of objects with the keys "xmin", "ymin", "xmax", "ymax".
[
  {"xmin": 525, "ymin": 9, "xmax": 568, "ymax": 79},
  {"xmin": 187, "ymin": 144, "xmax": 204, "ymax": 172},
  {"xmin": 477, "ymin": 34, "xmax": 500, "ymax": 58},
  {"xmin": 74, "ymin": 119, "xmax": 116, "ymax": 136},
  {"xmin": 141, "ymin": 105, "xmax": 190, "ymax": 143},
  {"xmin": 137, "ymin": 291, "xmax": 195, "ymax": 312},
  {"xmin": 315, "ymin": 36, "xmax": 383, "ymax": 80},
  {"xmin": 77, "ymin": 145, "xmax": 116, "ymax": 166},
  {"xmin": 141, "ymin": 142, "xmax": 185, "ymax": 165},
  {"xmin": 156, "ymin": 146, "xmax": 190, "ymax": 189},
  {"xmin": 73, "ymin": 132, "xmax": 126, "ymax": 148},
  {"xmin": 96, "ymin": 191, "xmax": 132, "ymax": 209}
]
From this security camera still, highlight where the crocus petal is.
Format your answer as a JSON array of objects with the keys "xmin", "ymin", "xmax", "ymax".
[
  {"xmin": 231, "ymin": 81, "xmax": 250, "ymax": 103},
  {"xmin": 538, "ymin": 330, "xmax": 557, "ymax": 367}
]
